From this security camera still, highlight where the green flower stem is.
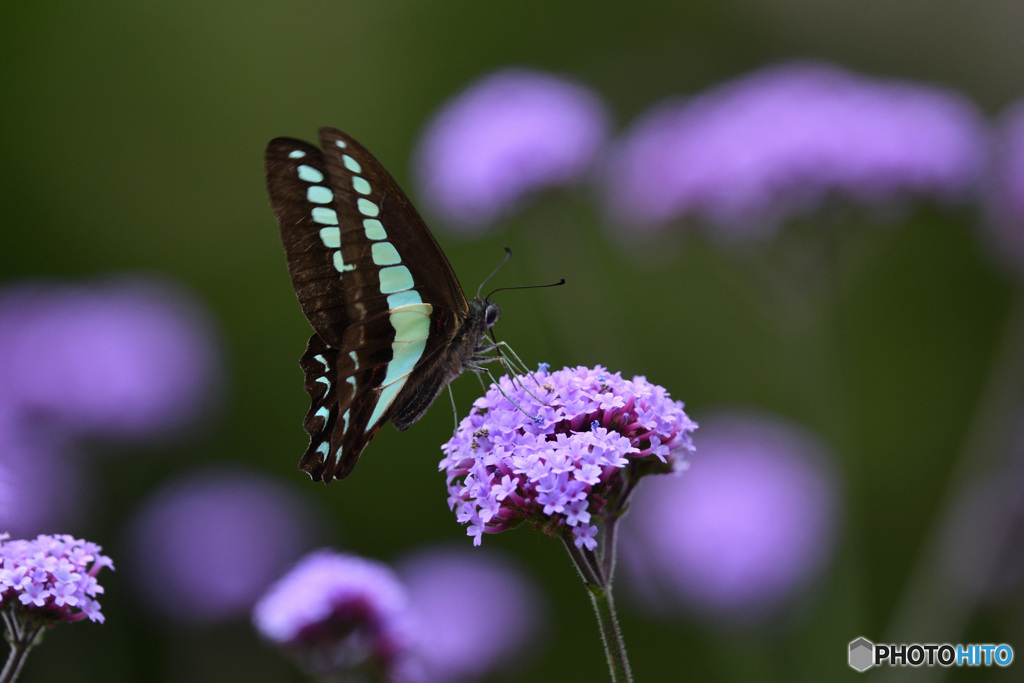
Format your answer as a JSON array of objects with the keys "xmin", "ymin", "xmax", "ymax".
[
  {"xmin": 1, "ymin": 611, "xmax": 45, "ymax": 683},
  {"xmin": 563, "ymin": 526, "xmax": 634, "ymax": 683},
  {"xmin": 563, "ymin": 530, "xmax": 602, "ymax": 585},
  {"xmin": 586, "ymin": 580, "xmax": 632, "ymax": 683}
]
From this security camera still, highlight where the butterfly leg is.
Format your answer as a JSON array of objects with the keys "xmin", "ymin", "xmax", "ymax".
[
  {"xmin": 489, "ymin": 340, "xmax": 531, "ymax": 376},
  {"xmin": 480, "ymin": 340, "xmax": 555, "ymax": 409}
]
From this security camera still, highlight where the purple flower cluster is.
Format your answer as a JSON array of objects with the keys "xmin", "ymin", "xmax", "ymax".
[
  {"xmin": 0, "ymin": 533, "xmax": 113, "ymax": 624},
  {"xmin": 0, "ymin": 276, "xmax": 222, "ymax": 536},
  {"xmin": 441, "ymin": 365, "xmax": 696, "ymax": 549},
  {"xmin": 601, "ymin": 62, "xmax": 987, "ymax": 239},
  {"xmin": 123, "ymin": 468, "xmax": 319, "ymax": 624},
  {"xmin": 397, "ymin": 547, "xmax": 542, "ymax": 682},
  {"xmin": 254, "ymin": 546, "xmax": 543, "ymax": 683},
  {"xmin": 413, "ymin": 68, "xmax": 609, "ymax": 233},
  {"xmin": 253, "ymin": 551, "xmax": 413, "ymax": 680},
  {"xmin": 0, "ymin": 276, "xmax": 221, "ymax": 439}
]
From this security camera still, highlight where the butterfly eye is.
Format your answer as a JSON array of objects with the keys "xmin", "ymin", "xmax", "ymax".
[{"xmin": 485, "ymin": 303, "xmax": 500, "ymax": 328}]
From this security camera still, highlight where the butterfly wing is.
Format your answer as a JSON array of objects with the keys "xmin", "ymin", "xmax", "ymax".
[
  {"xmin": 316, "ymin": 127, "xmax": 469, "ymax": 318},
  {"xmin": 266, "ymin": 128, "xmax": 472, "ymax": 481},
  {"xmin": 265, "ymin": 138, "xmax": 353, "ymax": 347}
]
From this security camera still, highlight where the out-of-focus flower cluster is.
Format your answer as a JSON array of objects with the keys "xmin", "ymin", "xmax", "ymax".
[
  {"xmin": 413, "ymin": 68, "xmax": 609, "ymax": 233},
  {"xmin": 441, "ymin": 365, "xmax": 697, "ymax": 549},
  {"xmin": 411, "ymin": 62, "xmax": 1024, "ymax": 275},
  {"xmin": 123, "ymin": 468, "xmax": 321, "ymax": 625},
  {"xmin": 254, "ymin": 551, "xmax": 413, "ymax": 679},
  {"xmin": 0, "ymin": 277, "xmax": 329, "ymax": 639},
  {"xmin": 619, "ymin": 413, "xmax": 839, "ymax": 625},
  {"xmin": 0, "ymin": 533, "xmax": 113, "ymax": 624},
  {"xmin": 0, "ymin": 276, "xmax": 222, "ymax": 439},
  {"xmin": 601, "ymin": 62, "xmax": 987, "ymax": 239},
  {"xmin": 254, "ymin": 546, "xmax": 542, "ymax": 683},
  {"xmin": 0, "ymin": 276, "xmax": 223, "ymax": 536},
  {"xmin": 396, "ymin": 547, "xmax": 543, "ymax": 682}
]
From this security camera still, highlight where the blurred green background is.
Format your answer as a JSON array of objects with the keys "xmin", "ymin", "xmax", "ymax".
[{"xmin": 3, "ymin": 1, "xmax": 1024, "ymax": 681}]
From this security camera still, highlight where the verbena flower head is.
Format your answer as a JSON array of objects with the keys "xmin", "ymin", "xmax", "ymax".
[
  {"xmin": 983, "ymin": 100, "xmax": 1024, "ymax": 273},
  {"xmin": 398, "ymin": 547, "xmax": 543, "ymax": 682},
  {"xmin": 123, "ymin": 468, "xmax": 319, "ymax": 623},
  {"xmin": 441, "ymin": 365, "xmax": 696, "ymax": 549},
  {"xmin": 618, "ymin": 412, "xmax": 839, "ymax": 624},
  {"xmin": 253, "ymin": 550, "xmax": 414, "ymax": 681},
  {"xmin": 602, "ymin": 61, "xmax": 987, "ymax": 240},
  {"xmin": 0, "ymin": 533, "xmax": 113, "ymax": 624},
  {"xmin": 0, "ymin": 276, "xmax": 222, "ymax": 439},
  {"xmin": 413, "ymin": 68, "xmax": 609, "ymax": 233}
]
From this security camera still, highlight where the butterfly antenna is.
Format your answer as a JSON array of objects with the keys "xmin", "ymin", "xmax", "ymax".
[
  {"xmin": 486, "ymin": 277, "xmax": 565, "ymax": 301},
  {"xmin": 472, "ymin": 267, "xmax": 565, "ymax": 416},
  {"xmin": 476, "ymin": 247, "xmax": 514, "ymax": 300},
  {"xmin": 482, "ymin": 274, "xmax": 564, "ymax": 396}
]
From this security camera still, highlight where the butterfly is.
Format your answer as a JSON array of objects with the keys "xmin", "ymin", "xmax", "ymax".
[{"xmin": 265, "ymin": 127, "xmax": 501, "ymax": 481}]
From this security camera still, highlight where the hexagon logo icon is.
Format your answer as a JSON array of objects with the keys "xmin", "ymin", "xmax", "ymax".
[{"xmin": 849, "ymin": 637, "xmax": 874, "ymax": 672}]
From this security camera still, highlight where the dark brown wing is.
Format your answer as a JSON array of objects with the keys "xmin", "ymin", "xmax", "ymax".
[
  {"xmin": 317, "ymin": 127, "xmax": 469, "ymax": 322},
  {"xmin": 267, "ymin": 128, "xmax": 476, "ymax": 481},
  {"xmin": 265, "ymin": 137, "xmax": 352, "ymax": 347}
]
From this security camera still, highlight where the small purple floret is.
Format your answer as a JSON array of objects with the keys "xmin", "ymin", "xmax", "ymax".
[
  {"xmin": 440, "ymin": 365, "xmax": 697, "ymax": 548},
  {"xmin": 0, "ymin": 533, "xmax": 113, "ymax": 624}
]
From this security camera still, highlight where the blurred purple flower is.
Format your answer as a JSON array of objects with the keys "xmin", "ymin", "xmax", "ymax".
[
  {"xmin": 983, "ymin": 101, "xmax": 1024, "ymax": 272},
  {"xmin": 602, "ymin": 62, "xmax": 988, "ymax": 240},
  {"xmin": 123, "ymin": 468, "xmax": 321, "ymax": 624},
  {"xmin": 0, "ymin": 275, "xmax": 222, "ymax": 439},
  {"xmin": 0, "ymin": 533, "xmax": 113, "ymax": 624},
  {"xmin": 0, "ymin": 413, "xmax": 87, "ymax": 537},
  {"xmin": 619, "ymin": 412, "xmax": 840, "ymax": 624},
  {"xmin": 441, "ymin": 364, "xmax": 696, "ymax": 549},
  {"xmin": 413, "ymin": 68, "xmax": 610, "ymax": 233},
  {"xmin": 397, "ymin": 546, "xmax": 544, "ymax": 682},
  {"xmin": 253, "ymin": 550, "xmax": 415, "ymax": 681}
]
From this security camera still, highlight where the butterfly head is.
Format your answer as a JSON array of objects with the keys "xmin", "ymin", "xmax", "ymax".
[{"xmin": 469, "ymin": 297, "xmax": 502, "ymax": 333}]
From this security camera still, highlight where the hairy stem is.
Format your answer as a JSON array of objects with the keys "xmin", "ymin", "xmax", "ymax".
[
  {"xmin": 562, "ymin": 530, "xmax": 633, "ymax": 683},
  {"xmin": 1, "ymin": 614, "xmax": 44, "ymax": 683}
]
